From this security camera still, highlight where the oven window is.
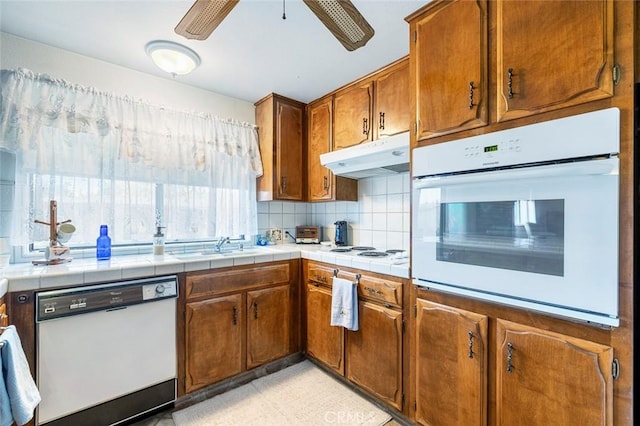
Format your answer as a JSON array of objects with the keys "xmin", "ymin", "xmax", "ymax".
[{"xmin": 437, "ymin": 199, "xmax": 564, "ymax": 276}]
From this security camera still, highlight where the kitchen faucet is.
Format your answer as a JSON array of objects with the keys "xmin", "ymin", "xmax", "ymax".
[{"xmin": 214, "ymin": 236, "xmax": 230, "ymax": 252}]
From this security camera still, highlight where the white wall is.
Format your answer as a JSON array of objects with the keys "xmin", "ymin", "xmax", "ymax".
[{"xmin": 0, "ymin": 32, "xmax": 255, "ymax": 122}]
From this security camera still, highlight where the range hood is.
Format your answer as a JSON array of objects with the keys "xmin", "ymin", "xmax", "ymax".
[{"xmin": 320, "ymin": 132, "xmax": 410, "ymax": 179}]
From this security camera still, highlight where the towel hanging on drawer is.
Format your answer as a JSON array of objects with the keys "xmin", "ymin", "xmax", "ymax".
[{"xmin": 330, "ymin": 277, "xmax": 359, "ymax": 331}]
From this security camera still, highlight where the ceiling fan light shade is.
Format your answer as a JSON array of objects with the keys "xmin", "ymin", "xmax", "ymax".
[
  {"xmin": 175, "ymin": 0, "xmax": 239, "ymax": 40},
  {"xmin": 145, "ymin": 41, "xmax": 201, "ymax": 75},
  {"xmin": 303, "ymin": 0, "xmax": 375, "ymax": 51}
]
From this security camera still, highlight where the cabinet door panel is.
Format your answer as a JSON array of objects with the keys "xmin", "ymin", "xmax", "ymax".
[
  {"xmin": 185, "ymin": 294, "xmax": 244, "ymax": 393},
  {"xmin": 375, "ymin": 61, "xmax": 410, "ymax": 138},
  {"xmin": 307, "ymin": 98, "xmax": 333, "ymax": 201},
  {"xmin": 415, "ymin": 299, "xmax": 488, "ymax": 426},
  {"xmin": 306, "ymin": 284, "xmax": 344, "ymax": 374},
  {"xmin": 247, "ymin": 285, "xmax": 291, "ymax": 369},
  {"xmin": 413, "ymin": 0, "xmax": 488, "ymax": 140},
  {"xmin": 496, "ymin": 0, "xmax": 614, "ymax": 121},
  {"xmin": 496, "ymin": 319, "xmax": 613, "ymax": 425},
  {"xmin": 276, "ymin": 101, "xmax": 304, "ymax": 200},
  {"xmin": 334, "ymin": 82, "xmax": 373, "ymax": 150},
  {"xmin": 346, "ymin": 301, "xmax": 403, "ymax": 410}
]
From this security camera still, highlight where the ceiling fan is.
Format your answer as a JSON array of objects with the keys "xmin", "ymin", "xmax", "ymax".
[{"xmin": 174, "ymin": 0, "xmax": 375, "ymax": 51}]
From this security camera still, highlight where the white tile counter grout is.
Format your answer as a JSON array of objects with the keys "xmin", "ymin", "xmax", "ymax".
[{"xmin": 0, "ymin": 244, "xmax": 410, "ymax": 292}]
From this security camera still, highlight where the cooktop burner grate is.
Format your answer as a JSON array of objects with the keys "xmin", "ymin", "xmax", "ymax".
[
  {"xmin": 385, "ymin": 249, "xmax": 406, "ymax": 254},
  {"xmin": 357, "ymin": 251, "xmax": 389, "ymax": 257},
  {"xmin": 351, "ymin": 246, "xmax": 376, "ymax": 251},
  {"xmin": 330, "ymin": 248, "xmax": 352, "ymax": 252}
]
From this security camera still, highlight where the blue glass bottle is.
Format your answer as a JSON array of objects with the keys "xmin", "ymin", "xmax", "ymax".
[{"xmin": 96, "ymin": 225, "xmax": 111, "ymax": 260}]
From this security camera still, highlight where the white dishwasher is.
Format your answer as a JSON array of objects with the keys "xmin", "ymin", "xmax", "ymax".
[{"xmin": 36, "ymin": 276, "xmax": 178, "ymax": 426}]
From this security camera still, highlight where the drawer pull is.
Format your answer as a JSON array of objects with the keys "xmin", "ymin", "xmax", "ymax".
[{"xmin": 363, "ymin": 286, "xmax": 382, "ymax": 295}]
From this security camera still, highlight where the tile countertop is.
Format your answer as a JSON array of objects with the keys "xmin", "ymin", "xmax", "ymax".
[{"xmin": 0, "ymin": 244, "xmax": 410, "ymax": 293}]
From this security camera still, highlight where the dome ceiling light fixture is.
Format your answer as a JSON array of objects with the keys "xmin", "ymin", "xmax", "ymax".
[{"xmin": 145, "ymin": 40, "xmax": 201, "ymax": 76}]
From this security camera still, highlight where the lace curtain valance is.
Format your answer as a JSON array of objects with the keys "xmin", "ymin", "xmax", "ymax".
[{"xmin": 0, "ymin": 68, "xmax": 263, "ymax": 245}]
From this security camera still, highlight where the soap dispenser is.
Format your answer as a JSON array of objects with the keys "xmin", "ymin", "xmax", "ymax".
[{"xmin": 153, "ymin": 226, "xmax": 166, "ymax": 256}]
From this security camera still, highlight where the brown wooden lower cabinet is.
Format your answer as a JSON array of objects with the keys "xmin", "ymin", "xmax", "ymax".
[
  {"xmin": 495, "ymin": 319, "xmax": 614, "ymax": 426},
  {"xmin": 346, "ymin": 300, "xmax": 403, "ymax": 410},
  {"xmin": 414, "ymin": 299, "xmax": 488, "ymax": 426},
  {"xmin": 184, "ymin": 260, "xmax": 299, "ymax": 394},
  {"xmin": 185, "ymin": 294, "xmax": 244, "ymax": 392},
  {"xmin": 306, "ymin": 283, "xmax": 344, "ymax": 374},
  {"xmin": 413, "ymin": 291, "xmax": 614, "ymax": 426},
  {"xmin": 304, "ymin": 260, "xmax": 405, "ymax": 412},
  {"xmin": 247, "ymin": 284, "xmax": 291, "ymax": 369}
]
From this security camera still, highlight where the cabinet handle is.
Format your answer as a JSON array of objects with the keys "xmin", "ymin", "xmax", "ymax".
[
  {"xmin": 253, "ymin": 302, "xmax": 258, "ymax": 319},
  {"xmin": 280, "ymin": 176, "xmax": 287, "ymax": 192},
  {"xmin": 232, "ymin": 305, "xmax": 238, "ymax": 325},
  {"xmin": 362, "ymin": 118, "xmax": 369, "ymax": 135},
  {"xmin": 468, "ymin": 81, "xmax": 475, "ymax": 109},
  {"xmin": 468, "ymin": 331, "xmax": 475, "ymax": 359},
  {"xmin": 506, "ymin": 342, "xmax": 514, "ymax": 372},
  {"xmin": 323, "ymin": 175, "xmax": 329, "ymax": 191},
  {"xmin": 379, "ymin": 112, "xmax": 385, "ymax": 130},
  {"xmin": 363, "ymin": 286, "xmax": 381, "ymax": 295},
  {"xmin": 507, "ymin": 68, "xmax": 514, "ymax": 99}
]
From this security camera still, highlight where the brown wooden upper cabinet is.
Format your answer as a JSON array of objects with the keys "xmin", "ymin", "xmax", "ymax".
[
  {"xmin": 496, "ymin": 0, "xmax": 615, "ymax": 122},
  {"xmin": 496, "ymin": 0, "xmax": 614, "ymax": 121},
  {"xmin": 407, "ymin": 0, "xmax": 615, "ymax": 141},
  {"xmin": 307, "ymin": 96, "xmax": 357, "ymax": 202},
  {"xmin": 333, "ymin": 57, "xmax": 410, "ymax": 150},
  {"xmin": 255, "ymin": 93, "xmax": 305, "ymax": 201},
  {"xmin": 407, "ymin": 0, "xmax": 488, "ymax": 140}
]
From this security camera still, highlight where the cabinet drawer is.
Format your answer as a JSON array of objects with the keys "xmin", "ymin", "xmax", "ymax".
[
  {"xmin": 356, "ymin": 275, "xmax": 402, "ymax": 308},
  {"xmin": 307, "ymin": 263, "xmax": 337, "ymax": 286},
  {"xmin": 186, "ymin": 263, "xmax": 290, "ymax": 300}
]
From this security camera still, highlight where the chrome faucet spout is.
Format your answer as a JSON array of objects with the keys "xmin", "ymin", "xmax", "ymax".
[{"xmin": 214, "ymin": 237, "xmax": 230, "ymax": 252}]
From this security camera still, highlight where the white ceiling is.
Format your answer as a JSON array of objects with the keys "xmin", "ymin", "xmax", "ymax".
[{"xmin": 0, "ymin": 0, "xmax": 427, "ymax": 104}]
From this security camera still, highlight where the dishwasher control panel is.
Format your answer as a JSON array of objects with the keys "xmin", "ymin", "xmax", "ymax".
[{"xmin": 36, "ymin": 276, "xmax": 178, "ymax": 321}]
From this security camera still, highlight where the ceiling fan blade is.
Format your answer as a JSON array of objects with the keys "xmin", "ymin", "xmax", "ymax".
[
  {"xmin": 303, "ymin": 0, "xmax": 374, "ymax": 51},
  {"xmin": 175, "ymin": 0, "xmax": 239, "ymax": 40}
]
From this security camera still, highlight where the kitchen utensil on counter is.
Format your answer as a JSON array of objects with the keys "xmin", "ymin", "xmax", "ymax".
[
  {"xmin": 334, "ymin": 221, "xmax": 348, "ymax": 246},
  {"xmin": 295, "ymin": 226, "xmax": 320, "ymax": 244},
  {"xmin": 32, "ymin": 200, "xmax": 74, "ymax": 265},
  {"xmin": 56, "ymin": 223, "xmax": 76, "ymax": 244}
]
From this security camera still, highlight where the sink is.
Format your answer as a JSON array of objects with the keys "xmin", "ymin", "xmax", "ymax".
[
  {"xmin": 172, "ymin": 252, "xmax": 223, "ymax": 260},
  {"xmin": 220, "ymin": 249, "xmax": 262, "ymax": 256},
  {"xmin": 173, "ymin": 248, "xmax": 267, "ymax": 260}
]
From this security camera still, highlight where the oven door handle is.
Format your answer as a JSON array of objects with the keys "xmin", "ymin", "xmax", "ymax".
[{"xmin": 413, "ymin": 157, "xmax": 618, "ymax": 189}]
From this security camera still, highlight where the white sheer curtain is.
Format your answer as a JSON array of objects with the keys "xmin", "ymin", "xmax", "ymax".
[{"xmin": 0, "ymin": 68, "xmax": 262, "ymax": 246}]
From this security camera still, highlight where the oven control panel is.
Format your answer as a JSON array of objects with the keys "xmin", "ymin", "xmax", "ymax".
[{"xmin": 412, "ymin": 107, "xmax": 620, "ymax": 177}]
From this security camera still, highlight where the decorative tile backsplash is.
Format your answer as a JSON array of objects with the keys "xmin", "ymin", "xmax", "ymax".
[{"xmin": 257, "ymin": 172, "xmax": 411, "ymax": 250}]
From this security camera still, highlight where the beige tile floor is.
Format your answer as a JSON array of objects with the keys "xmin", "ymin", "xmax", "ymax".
[{"xmin": 131, "ymin": 407, "xmax": 403, "ymax": 426}]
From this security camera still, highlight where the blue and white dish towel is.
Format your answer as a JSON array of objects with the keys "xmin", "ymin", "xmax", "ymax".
[
  {"xmin": 1, "ymin": 325, "xmax": 41, "ymax": 426},
  {"xmin": 330, "ymin": 277, "xmax": 359, "ymax": 331}
]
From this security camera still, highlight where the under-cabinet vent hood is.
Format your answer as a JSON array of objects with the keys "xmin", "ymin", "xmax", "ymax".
[{"xmin": 320, "ymin": 132, "xmax": 410, "ymax": 179}]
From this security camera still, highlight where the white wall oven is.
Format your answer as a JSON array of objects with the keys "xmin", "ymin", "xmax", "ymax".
[{"xmin": 412, "ymin": 108, "xmax": 620, "ymax": 327}]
